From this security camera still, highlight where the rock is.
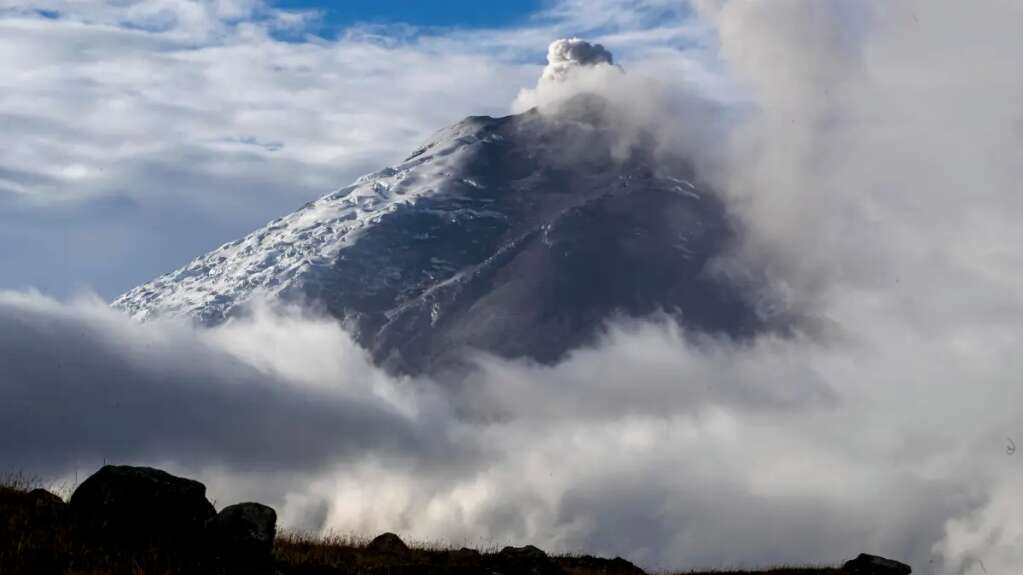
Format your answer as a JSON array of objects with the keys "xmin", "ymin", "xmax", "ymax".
[
  {"xmin": 205, "ymin": 502, "xmax": 277, "ymax": 568},
  {"xmin": 69, "ymin": 465, "xmax": 215, "ymax": 547},
  {"xmin": 0, "ymin": 487, "xmax": 70, "ymax": 573},
  {"xmin": 450, "ymin": 547, "xmax": 483, "ymax": 567},
  {"xmin": 26, "ymin": 488, "xmax": 64, "ymax": 508},
  {"xmin": 499, "ymin": 545, "xmax": 548, "ymax": 561},
  {"xmin": 557, "ymin": 554, "xmax": 646, "ymax": 575},
  {"xmin": 367, "ymin": 532, "xmax": 410, "ymax": 557},
  {"xmin": 493, "ymin": 545, "xmax": 562, "ymax": 575},
  {"xmin": 843, "ymin": 553, "xmax": 912, "ymax": 575},
  {"xmin": 0, "ymin": 487, "xmax": 67, "ymax": 528},
  {"xmin": 25, "ymin": 488, "xmax": 66, "ymax": 517}
]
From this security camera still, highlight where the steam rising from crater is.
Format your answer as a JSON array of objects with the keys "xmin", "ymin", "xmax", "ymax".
[
  {"xmin": 513, "ymin": 38, "xmax": 628, "ymax": 113},
  {"xmin": 541, "ymin": 38, "xmax": 616, "ymax": 82}
]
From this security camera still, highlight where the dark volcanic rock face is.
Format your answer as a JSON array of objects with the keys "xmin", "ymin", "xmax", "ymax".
[
  {"xmin": 69, "ymin": 465, "xmax": 215, "ymax": 547},
  {"xmin": 205, "ymin": 502, "xmax": 278, "ymax": 568},
  {"xmin": 115, "ymin": 97, "xmax": 764, "ymax": 374},
  {"xmin": 842, "ymin": 554, "xmax": 912, "ymax": 575}
]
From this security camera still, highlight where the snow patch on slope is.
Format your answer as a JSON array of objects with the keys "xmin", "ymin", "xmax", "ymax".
[{"xmin": 113, "ymin": 118, "xmax": 500, "ymax": 322}]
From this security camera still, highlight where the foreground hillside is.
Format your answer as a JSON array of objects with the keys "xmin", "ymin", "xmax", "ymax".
[{"xmin": 1, "ymin": 466, "xmax": 909, "ymax": 575}]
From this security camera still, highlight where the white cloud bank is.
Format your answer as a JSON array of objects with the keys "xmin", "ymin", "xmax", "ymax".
[
  {"xmin": 0, "ymin": 278, "xmax": 1018, "ymax": 573},
  {"xmin": 3, "ymin": 1, "xmax": 1023, "ymax": 574}
]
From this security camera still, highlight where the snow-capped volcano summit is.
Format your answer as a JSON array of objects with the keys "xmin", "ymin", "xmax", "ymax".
[{"xmin": 115, "ymin": 95, "xmax": 763, "ymax": 373}]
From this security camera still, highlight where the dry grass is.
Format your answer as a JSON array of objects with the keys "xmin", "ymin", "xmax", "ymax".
[
  {"xmin": 273, "ymin": 529, "xmax": 499, "ymax": 573},
  {"xmin": 1, "ymin": 471, "xmax": 38, "ymax": 490},
  {"xmin": 662, "ymin": 564, "xmax": 838, "ymax": 568}
]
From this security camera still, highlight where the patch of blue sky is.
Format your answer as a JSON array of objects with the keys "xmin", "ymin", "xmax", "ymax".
[{"xmin": 270, "ymin": 0, "xmax": 546, "ymax": 38}]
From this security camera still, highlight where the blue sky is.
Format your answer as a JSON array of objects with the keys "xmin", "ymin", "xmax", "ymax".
[{"xmin": 272, "ymin": 0, "xmax": 545, "ymax": 30}]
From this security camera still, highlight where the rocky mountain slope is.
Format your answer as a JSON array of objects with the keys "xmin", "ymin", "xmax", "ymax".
[{"xmin": 114, "ymin": 96, "xmax": 765, "ymax": 373}]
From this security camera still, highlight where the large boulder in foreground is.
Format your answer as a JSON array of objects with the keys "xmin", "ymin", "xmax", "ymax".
[
  {"xmin": 24, "ymin": 488, "xmax": 67, "ymax": 520},
  {"xmin": 367, "ymin": 532, "xmax": 411, "ymax": 557},
  {"xmin": 0, "ymin": 487, "xmax": 70, "ymax": 573},
  {"xmin": 492, "ymin": 545, "xmax": 562, "ymax": 575},
  {"xmin": 843, "ymin": 553, "xmax": 912, "ymax": 574},
  {"xmin": 205, "ymin": 502, "xmax": 277, "ymax": 571},
  {"xmin": 69, "ymin": 465, "xmax": 215, "ymax": 546}
]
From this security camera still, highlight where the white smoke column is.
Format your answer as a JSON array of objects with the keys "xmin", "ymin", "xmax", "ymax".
[
  {"xmin": 512, "ymin": 36, "xmax": 726, "ymax": 166},
  {"xmin": 513, "ymin": 38, "xmax": 626, "ymax": 112},
  {"xmin": 541, "ymin": 38, "xmax": 616, "ymax": 82}
]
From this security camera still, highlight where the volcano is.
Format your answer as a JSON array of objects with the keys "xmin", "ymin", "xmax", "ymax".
[{"xmin": 114, "ymin": 96, "xmax": 764, "ymax": 373}]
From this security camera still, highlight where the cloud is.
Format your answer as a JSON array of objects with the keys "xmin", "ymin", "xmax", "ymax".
[
  {"xmin": 694, "ymin": 0, "xmax": 1023, "ymax": 319},
  {"xmin": 0, "ymin": 292, "xmax": 461, "ymax": 478},
  {"xmin": 683, "ymin": 0, "xmax": 1023, "ymax": 572},
  {"xmin": 0, "ymin": 283, "xmax": 1019, "ymax": 573}
]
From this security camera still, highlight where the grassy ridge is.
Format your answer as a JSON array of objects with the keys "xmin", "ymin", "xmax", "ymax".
[
  {"xmin": 1, "ymin": 474, "xmax": 842, "ymax": 575},
  {"xmin": 272, "ymin": 531, "xmax": 840, "ymax": 575}
]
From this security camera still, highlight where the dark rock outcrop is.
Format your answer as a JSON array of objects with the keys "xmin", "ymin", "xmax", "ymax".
[
  {"xmin": 0, "ymin": 487, "xmax": 70, "ymax": 574},
  {"xmin": 842, "ymin": 553, "xmax": 912, "ymax": 575},
  {"xmin": 69, "ymin": 465, "xmax": 215, "ymax": 547},
  {"xmin": 451, "ymin": 547, "xmax": 483, "ymax": 566},
  {"xmin": 493, "ymin": 545, "xmax": 561, "ymax": 575},
  {"xmin": 557, "ymin": 554, "xmax": 646, "ymax": 575},
  {"xmin": 205, "ymin": 501, "xmax": 277, "ymax": 569},
  {"xmin": 367, "ymin": 532, "xmax": 411, "ymax": 557},
  {"xmin": 24, "ymin": 488, "xmax": 67, "ymax": 520}
]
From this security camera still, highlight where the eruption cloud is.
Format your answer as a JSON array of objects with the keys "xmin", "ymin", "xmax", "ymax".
[{"xmin": 541, "ymin": 38, "xmax": 616, "ymax": 82}]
